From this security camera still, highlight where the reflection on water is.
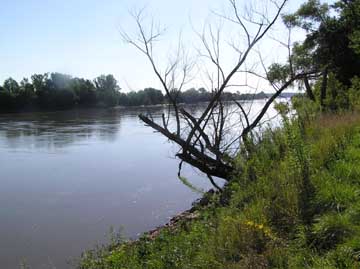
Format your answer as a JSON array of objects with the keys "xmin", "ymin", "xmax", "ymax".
[
  {"xmin": 0, "ymin": 101, "xmax": 279, "ymax": 269},
  {"xmin": 0, "ymin": 106, "xmax": 214, "ymax": 269},
  {"xmin": 0, "ymin": 108, "xmax": 165, "ymax": 151},
  {"xmin": 0, "ymin": 110, "xmax": 122, "ymax": 149}
]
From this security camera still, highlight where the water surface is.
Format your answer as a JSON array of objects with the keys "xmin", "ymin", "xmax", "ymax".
[{"xmin": 0, "ymin": 101, "xmax": 280, "ymax": 268}]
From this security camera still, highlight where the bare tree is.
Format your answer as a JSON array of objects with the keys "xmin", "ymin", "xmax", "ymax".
[{"xmin": 121, "ymin": 0, "xmax": 316, "ymax": 187}]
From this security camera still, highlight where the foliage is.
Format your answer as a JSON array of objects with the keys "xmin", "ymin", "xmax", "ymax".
[
  {"xmin": 349, "ymin": 76, "xmax": 360, "ymax": 111},
  {"xmin": 75, "ymin": 1, "xmax": 360, "ymax": 266},
  {"xmin": 0, "ymin": 74, "xmax": 275, "ymax": 113},
  {"xmin": 282, "ymin": 0, "xmax": 360, "ymax": 110},
  {"xmin": 78, "ymin": 98, "xmax": 360, "ymax": 268},
  {"xmin": 308, "ymin": 73, "xmax": 360, "ymax": 111},
  {"xmin": 292, "ymin": 0, "xmax": 360, "ymax": 85},
  {"xmin": 118, "ymin": 88, "xmax": 164, "ymax": 106},
  {"xmin": 267, "ymin": 63, "xmax": 291, "ymax": 84},
  {"xmin": 0, "ymin": 73, "xmax": 122, "ymax": 112}
]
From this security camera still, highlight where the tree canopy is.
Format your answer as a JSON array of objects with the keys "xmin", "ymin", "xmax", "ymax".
[
  {"xmin": 279, "ymin": 0, "xmax": 360, "ymax": 109},
  {"xmin": 0, "ymin": 73, "xmax": 121, "ymax": 112}
]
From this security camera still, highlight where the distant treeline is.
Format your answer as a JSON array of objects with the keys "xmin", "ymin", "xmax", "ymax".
[
  {"xmin": 0, "ymin": 73, "xmax": 121, "ymax": 112},
  {"xmin": 119, "ymin": 88, "xmax": 275, "ymax": 106},
  {"xmin": 0, "ymin": 73, "xmax": 285, "ymax": 112}
]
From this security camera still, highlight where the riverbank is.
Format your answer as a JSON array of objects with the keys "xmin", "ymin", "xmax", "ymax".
[{"xmin": 78, "ymin": 103, "xmax": 360, "ymax": 268}]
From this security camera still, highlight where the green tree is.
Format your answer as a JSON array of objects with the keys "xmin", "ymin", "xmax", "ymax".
[
  {"xmin": 143, "ymin": 88, "xmax": 164, "ymax": 105},
  {"xmin": 3, "ymin": 78, "xmax": 20, "ymax": 94},
  {"xmin": 94, "ymin": 74, "xmax": 120, "ymax": 92},
  {"xmin": 32, "ymin": 73, "xmax": 54, "ymax": 108},
  {"xmin": 94, "ymin": 75, "xmax": 120, "ymax": 107},
  {"xmin": 72, "ymin": 78, "xmax": 97, "ymax": 106},
  {"xmin": 16, "ymin": 78, "xmax": 36, "ymax": 109},
  {"xmin": 31, "ymin": 73, "xmax": 49, "ymax": 93},
  {"xmin": 281, "ymin": 0, "xmax": 360, "ymax": 109},
  {"xmin": 49, "ymin": 73, "xmax": 72, "ymax": 90}
]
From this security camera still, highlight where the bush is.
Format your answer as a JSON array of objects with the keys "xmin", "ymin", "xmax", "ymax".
[{"xmin": 349, "ymin": 76, "xmax": 360, "ymax": 111}]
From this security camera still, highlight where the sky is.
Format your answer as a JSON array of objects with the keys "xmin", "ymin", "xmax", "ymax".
[{"xmin": 0, "ymin": 0, "xmax": 307, "ymax": 92}]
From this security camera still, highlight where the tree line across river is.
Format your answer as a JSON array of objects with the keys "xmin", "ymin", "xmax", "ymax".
[{"xmin": 0, "ymin": 73, "xmax": 285, "ymax": 113}]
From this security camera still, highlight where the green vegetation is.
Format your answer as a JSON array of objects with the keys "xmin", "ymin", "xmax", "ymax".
[
  {"xmin": 0, "ymin": 75, "xmax": 273, "ymax": 113},
  {"xmin": 0, "ymin": 0, "xmax": 357, "ymax": 267},
  {"xmin": 272, "ymin": 0, "xmax": 360, "ymax": 110},
  {"xmin": 77, "ymin": 0, "xmax": 360, "ymax": 267},
  {"xmin": 0, "ymin": 73, "xmax": 121, "ymax": 111},
  {"xmin": 78, "ymin": 98, "xmax": 360, "ymax": 268}
]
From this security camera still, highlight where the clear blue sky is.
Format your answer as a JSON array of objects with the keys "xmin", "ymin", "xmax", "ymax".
[{"xmin": 0, "ymin": 0, "xmax": 306, "ymax": 91}]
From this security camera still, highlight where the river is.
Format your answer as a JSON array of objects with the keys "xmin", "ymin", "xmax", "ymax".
[{"xmin": 0, "ymin": 100, "xmax": 281, "ymax": 268}]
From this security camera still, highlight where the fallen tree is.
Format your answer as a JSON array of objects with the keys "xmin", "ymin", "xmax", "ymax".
[{"xmin": 122, "ymin": 0, "xmax": 317, "ymax": 185}]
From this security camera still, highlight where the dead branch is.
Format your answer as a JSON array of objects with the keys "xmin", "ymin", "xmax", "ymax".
[{"xmin": 122, "ymin": 0, "xmax": 318, "ymax": 185}]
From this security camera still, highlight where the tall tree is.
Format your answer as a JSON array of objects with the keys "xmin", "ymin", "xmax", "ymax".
[
  {"xmin": 3, "ymin": 78, "xmax": 20, "ymax": 94},
  {"xmin": 94, "ymin": 75, "xmax": 121, "ymax": 107},
  {"xmin": 122, "ymin": 0, "xmax": 315, "ymax": 184},
  {"xmin": 94, "ymin": 75, "xmax": 120, "ymax": 92},
  {"xmin": 72, "ymin": 78, "xmax": 97, "ymax": 106},
  {"xmin": 282, "ymin": 0, "xmax": 360, "ymax": 106}
]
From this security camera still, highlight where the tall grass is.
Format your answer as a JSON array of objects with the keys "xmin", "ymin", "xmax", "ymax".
[{"xmin": 78, "ymin": 101, "xmax": 360, "ymax": 269}]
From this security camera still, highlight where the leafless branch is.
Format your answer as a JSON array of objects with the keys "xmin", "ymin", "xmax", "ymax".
[{"xmin": 122, "ymin": 0, "xmax": 318, "ymax": 186}]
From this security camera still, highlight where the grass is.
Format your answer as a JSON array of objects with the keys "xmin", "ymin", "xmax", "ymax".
[{"xmin": 78, "ymin": 107, "xmax": 360, "ymax": 269}]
